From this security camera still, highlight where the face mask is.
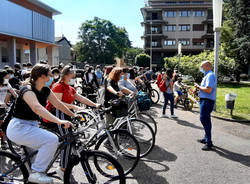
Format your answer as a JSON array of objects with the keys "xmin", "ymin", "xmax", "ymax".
[
  {"xmin": 91, "ymin": 70, "xmax": 94, "ymax": 73},
  {"xmin": 45, "ymin": 77, "xmax": 53, "ymax": 87},
  {"xmin": 54, "ymin": 75, "xmax": 60, "ymax": 80},
  {"xmin": 97, "ymin": 68, "xmax": 100, "ymax": 71},
  {"xmin": 10, "ymin": 74, "xmax": 14, "ymax": 78},
  {"xmin": 69, "ymin": 79, "xmax": 75, "ymax": 86},
  {"xmin": 4, "ymin": 79, "xmax": 9, "ymax": 84},
  {"xmin": 200, "ymin": 68, "xmax": 205, "ymax": 74},
  {"xmin": 127, "ymin": 73, "xmax": 130, "ymax": 79},
  {"xmin": 120, "ymin": 75, "xmax": 124, "ymax": 80}
]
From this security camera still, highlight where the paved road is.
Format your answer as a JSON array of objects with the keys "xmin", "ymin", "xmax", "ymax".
[{"xmin": 52, "ymin": 101, "xmax": 250, "ymax": 184}]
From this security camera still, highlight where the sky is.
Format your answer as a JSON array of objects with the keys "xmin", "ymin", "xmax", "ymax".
[{"xmin": 41, "ymin": 0, "xmax": 146, "ymax": 48}]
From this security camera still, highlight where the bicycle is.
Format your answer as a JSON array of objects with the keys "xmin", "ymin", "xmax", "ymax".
[
  {"xmin": 75, "ymin": 106, "xmax": 140, "ymax": 176},
  {"xmin": 0, "ymin": 118, "xmax": 126, "ymax": 184},
  {"xmin": 77, "ymin": 94, "xmax": 155, "ymax": 158},
  {"xmin": 136, "ymin": 80, "xmax": 159, "ymax": 104}
]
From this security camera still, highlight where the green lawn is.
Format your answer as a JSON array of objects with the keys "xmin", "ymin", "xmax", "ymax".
[{"xmin": 213, "ymin": 82, "xmax": 250, "ymax": 120}]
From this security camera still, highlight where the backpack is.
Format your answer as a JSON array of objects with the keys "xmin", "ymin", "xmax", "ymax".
[
  {"xmin": 156, "ymin": 74, "xmax": 162, "ymax": 87},
  {"xmin": 159, "ymin": 80, "xmax": 167, "ymax": 92},
  {"xmin": 136, "ymin": 91, "xmax": 151, "ymax": 111}
]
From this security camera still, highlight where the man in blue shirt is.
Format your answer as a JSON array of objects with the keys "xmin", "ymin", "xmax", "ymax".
[{"xmin": 194, "ymin": 60, "xmax": 216, "ymax": 151}]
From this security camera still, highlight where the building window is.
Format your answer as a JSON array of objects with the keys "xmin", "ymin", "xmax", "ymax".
[
  {"xmin": 179, "ymin": 10, "xmax": 191, "ymax": 17},
  {"xmin": 192, "ymin": 1, "xmax": 204, "ymax": 4},
  {"xmin": 151, "ymin": 26, "xmax": 158, "ymax": 33},
  {"xmin": 179, "ymin": 1, "xmax": 190, "ymax": 4},
  {"xmin": 166, "ymin": 2, "xmax": 176, "ymax": 5},
  {"xmin": 193, "ymin": 10, "xmax": 205, "ymax": 16},
  {"xmin": 165, "ymin": 25, "xmax": 176, "ymax": 31},
  {"xmin": 164, "ymin": 40, "xmax": 176, "ymax": 46},
  {"xmin": 179, "ymin": 39, "xmax": 190, "ymax": 46},
  {"xmin": 179, "ymin": 25, "xmax": 190, "ymax": 31},
  {"xmin": 152, "ymin": 41, "xmax": 158, "ymax": 47},
  {"xmin": 165, "ymin": 11, "xmax": 176, "ymax": 17},
  {"xmin": 1, "ymin": 48, "xmax": 8, "ymax": 63},
  {"xmin": 152, "ymin": 13, "xmax": 158, "ymax": 20},
  {"xmin": 193, "ymin": 24, "xmax": 204, "ymax": 31},
  {"xmin": 192, "ymin": 38, "xmax": 204, "ymax": 46}
]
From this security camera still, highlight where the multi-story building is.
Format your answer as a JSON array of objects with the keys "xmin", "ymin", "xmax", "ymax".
[
  {"xmin": 141, "ymin": 0, "xmax": 214, "ymax": 68},
  {"xmin": 0, "ymin": 0, "xmax": 61, "ymax": 67}
]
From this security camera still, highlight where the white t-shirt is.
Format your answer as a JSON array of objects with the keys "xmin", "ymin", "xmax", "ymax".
[
  {"xmin": 174, "ymin": 81, "xmax": 182, "ymax": 92},
  {"xmin": 0, "ymin": 82, "xmax": 11, "ymax": 105}
]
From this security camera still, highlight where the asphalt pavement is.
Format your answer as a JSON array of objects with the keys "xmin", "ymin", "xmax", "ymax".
[{"xmin": 52, "ymin": 95, "xmax": 250, "ymax": 184}]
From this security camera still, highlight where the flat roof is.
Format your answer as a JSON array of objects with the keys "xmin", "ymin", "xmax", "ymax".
[{"xmin": 27, "ymin": 0, "xmax": 61, "ymax": 15}]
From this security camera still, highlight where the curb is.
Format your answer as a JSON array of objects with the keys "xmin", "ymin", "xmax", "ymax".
[
  {"xmin": 211, "ymin": 114, "xmax": 250, "ymax": 123},
  {"xmin": 190, "ymin": 109, "xmax": 250, "ymax": 123}
]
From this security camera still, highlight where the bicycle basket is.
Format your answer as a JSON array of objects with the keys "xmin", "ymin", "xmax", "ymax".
[{"xmin": 110, "ymin": 99, "xmax": 128, "ymax": 118}]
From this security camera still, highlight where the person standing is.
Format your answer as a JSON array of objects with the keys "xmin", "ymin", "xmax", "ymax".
[
  {"xmin": 161, "ymin": 69, "xmax": 177, "ymax": 118},
  {"xmin": 195, "ymin": 60, "xmax": 217, "ymax": 151}
]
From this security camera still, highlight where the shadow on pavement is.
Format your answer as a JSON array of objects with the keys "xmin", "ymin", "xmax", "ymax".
[
  {"xmin": 213, "ymin": 146, "xmax": 250, "ymax": 168},
  {"xmin": 173, "ymin": 118, "xmax": 203, "ymax": 130},
  {"xmin": 128, "ymin": 146, "xmax": 177, "ymax": 184}
]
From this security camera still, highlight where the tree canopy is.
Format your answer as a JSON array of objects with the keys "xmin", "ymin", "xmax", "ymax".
[{"xmin": 74, "ymin": 17, "xmax": 131, "ymax": 65}]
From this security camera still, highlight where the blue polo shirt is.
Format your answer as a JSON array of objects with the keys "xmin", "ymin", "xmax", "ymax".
[{"xmin": 200, "ymin": 70, "xmax": 217, "ymax": 101}]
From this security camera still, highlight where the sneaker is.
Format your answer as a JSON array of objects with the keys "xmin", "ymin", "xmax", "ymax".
[
  {"xmin": 197, "ymin": 139, "xmax": 207, "ymax": 144},
  {"xmin": 170, "ymin": 114, "xmax": 178, "ymax": 118},
  {"xmin": 56, "ymin": 167, "xmax": 64, "ymax": 180},
  {"xmin": 28, "ymin": 172, "xmax": 53, "ymax": 184},
  {"xmin": 202, "ymin": 144, "xmax": 213, "ymax": 151},
  {"xmin": 161, "ymin": 114, "xmax": 168, "ymax": 118}
]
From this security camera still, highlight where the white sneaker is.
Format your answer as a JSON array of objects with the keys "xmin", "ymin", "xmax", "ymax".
[
  {"xmin": 28, "ymin": 172, "xmax": 53, "ymax": 184},
  {"xmin": 170, "ymin": 114, "xmax": 178, "ymax": 118},
  {"xmin": 161, "ymin": 114, "xmax": 168, "ymax": 118},
  {"xmin": 56, "ymin": 167, "xmax": 64, "ymax": 180}
]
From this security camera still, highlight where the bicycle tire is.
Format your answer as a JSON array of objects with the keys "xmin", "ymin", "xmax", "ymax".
[
  {"xmin": 64, "ymin": 149, "xmax": 126, "ymax": 184},
  {"xmin": 150, "ymin": 89, "xmax": 159, "ymax": 104},
  {"xmin": 118, "ymin": 118, "xmax": 155, "ymax": 158},
  {"xmin": 131, "ymin": 112, "xmax": 157, "ymax": 135},
  {"xmin": 95, "ymin": 129, "xmax": 140, "ymax": 176},
  {"xmin": 0, "ymin": 150, "xmax": 29, "ymax": 184}
]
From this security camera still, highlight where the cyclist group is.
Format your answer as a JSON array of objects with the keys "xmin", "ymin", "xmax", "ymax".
[{"xmin": 0, "ymin": 62, "xmax": 159, "ymax": 183}]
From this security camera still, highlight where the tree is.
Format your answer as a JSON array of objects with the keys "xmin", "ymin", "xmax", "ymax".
[
  {"xmin": 135, "ymin": 53, "xmax": 150, "ymax": 67},
  {"xmin": 125, "ymin": 47, "xmax": 144, "ymax": 66},
  {"xmin": 164, "ymin": 47, "xmax": 235, "ymax": 82},
  {"xmin": 221, "ymin": 0, "xmax": 250, "ymax": 81},
  {"xmin": 74, "ymin": 17, "xmax": 131, "ymax": 64}
]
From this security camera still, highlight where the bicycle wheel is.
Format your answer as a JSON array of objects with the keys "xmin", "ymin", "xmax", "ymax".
[
  {"xmin": 95, "ymin": 129, "xmax": 140, "ymax": 176},
  {"xmin": 150, "ymin": 89, "xmax": 159, "ymax": 104},
  {"xmin": 64, "ymin": 150, "xmax": 126, "ymax": 184},
  {"xmin": 118, "ymin": 118, "xmax": 155, "ymax": 158},
  {"xmin": 0, "ymin": 151, "xmax": 29, "ymax": 184},
  {"xmin": 132, "ymin": 112, "xmax": 157, "ymax": 135}
]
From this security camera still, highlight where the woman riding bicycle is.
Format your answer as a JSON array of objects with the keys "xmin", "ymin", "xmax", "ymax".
[
  {"xmin": 44, "ymin": 65, "xmax": 100, "ymax": 179},
  {"xmin": 6, "ymin": 64, "xmax": 75, "ymax": 184}
]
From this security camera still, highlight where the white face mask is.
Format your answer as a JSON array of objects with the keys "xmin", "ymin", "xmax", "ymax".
[
  {"xmin": 4, "ymin": 79, "xmax": 9, "ymax": 84},
  {"xmin": 91, "ymin": 70, "xmax": 94, "ymax": 73},
  {"xmin": 69, "ymin": 79, "xmax": 75, "ymax": 86},
  {"xmin": 10, "ymin": 74, "xmax": 14, "ymax": 78}
]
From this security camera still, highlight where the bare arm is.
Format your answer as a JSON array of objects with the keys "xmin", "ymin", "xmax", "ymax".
[
  {"xmin": 8, "ymin": 87, "xmax": 17, "ymax": 98},
  {"xmin": 54, "ymin": 92, "xmax": 82, "ymax": 111},
  {"xmin": 194, "ymin": 84, "xmax": 212, "ymax": 94},
  {"xmin": 23, "ymin": 91, "xmax": 62, "ymax": 124},
  {"xmin": 47, "ymin": 91, "xmax": 76, "ymax": 118},
  {"xmin": 107, "ymin": 86, "xmax": 123, "ymax": 97},
  {"xmin": 74, "ymin": 93, "xmax": 98, "ymax": 107}
]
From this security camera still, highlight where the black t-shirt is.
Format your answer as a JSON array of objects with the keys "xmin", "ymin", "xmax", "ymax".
[
  {"xmin": 13, "ymin": 85, "xmax": 51, "ymax": 120},
  {"xmin": 104, "ymin": 79, "xmax": 119, "ymax": 107}
]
